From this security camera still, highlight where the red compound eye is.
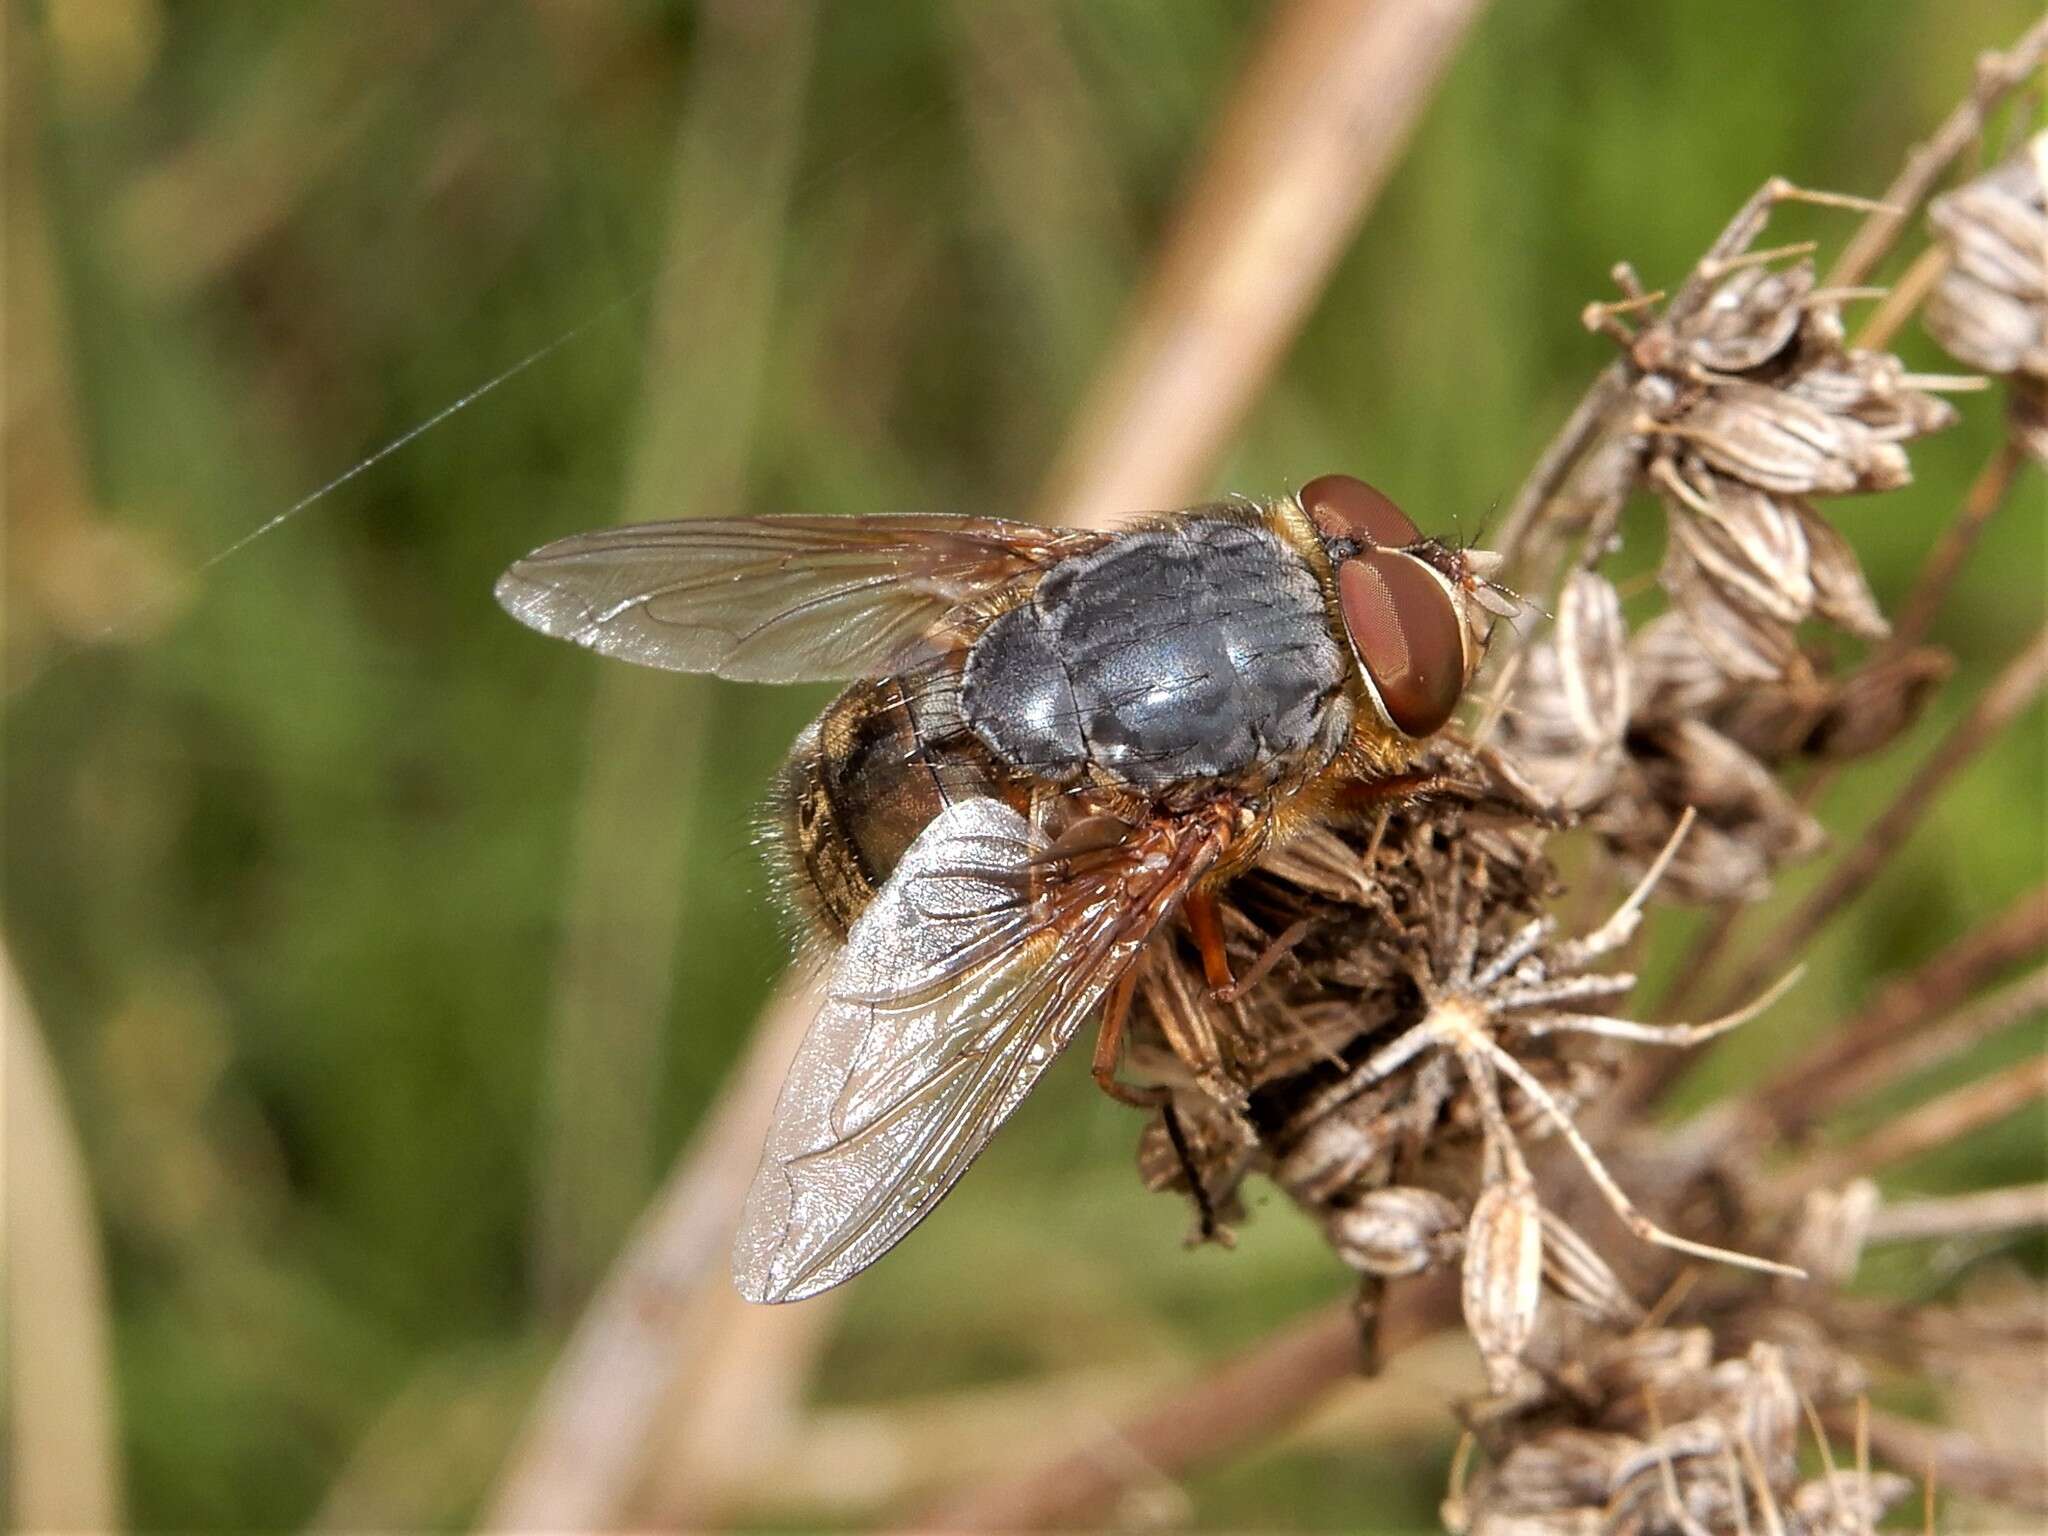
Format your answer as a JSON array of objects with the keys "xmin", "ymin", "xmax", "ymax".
[
  {"xmin": 1300, "ymin": 474, "xmax": 1420, "ymax": 549},
  {"xmin": 1337, "ymin": 549, "xmax": 1467, "ymax": 737}
]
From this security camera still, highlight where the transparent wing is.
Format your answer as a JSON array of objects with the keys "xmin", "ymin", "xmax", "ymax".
[
  {"xmin": 494, "ymin": 515, "xmax": 1099, "ymax": 682},
  {"xmin": 733, "ymin": 797, "xmax": 1225, "ymax": 1302}
]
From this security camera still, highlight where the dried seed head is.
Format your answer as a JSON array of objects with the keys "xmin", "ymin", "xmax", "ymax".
[{"xmin": 1465, "ymin": 1180, "xmax": 1546, "ymax": 1392}]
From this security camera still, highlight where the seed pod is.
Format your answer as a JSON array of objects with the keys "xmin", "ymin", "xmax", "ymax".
[
  {"xmin": 1665, "ymin": 471, "xmax": 1814, "ymax": 626},
  {"xmin": 1538, "ymin": 1210, "xmax": 1642, "ymax": 1327},
  {"xmin": 1678, "ymin": 382, "xmax": 1911, "ymax": 495},
  {"xmin": 1800, "ymin": 647, "xmax": 1950, "ymax": 760},
  {"xmin": 1629, "ymin": 611, "xmax": 1734, "ymax": 721},
  {"xmin": 1272, "ymin": 1105, "xmax": 1394, "ymax": 1206},
  {"xmin": 1682, "ymin": 260, "xmax": 1814, "ymax": 373},
  {"xmin": 1463, "ymin": 1180, "xmax": 1545, "ymax": 1392},
  {"xmin": 1795, "ymin": 503, "xmax": 1888, "ymax": 639},
  {"xmin": 1660, "ymin": 536, "xmax": 1801, "ymax": 681},
  {"xmin": 1928, "ymin": 151, "xmax": 2048, "ymax": 300},
  {"xmin": 1555, "ymin": 572, "xmax": 1630, "ymax": 746},
  {"xmin": 1327, "ymin": 1186, "xmax": 1463, "ymax": 1277},
  {"xmin": 1789, "ymin": 1469, "xmax": 1914, "ymax": 1533}
]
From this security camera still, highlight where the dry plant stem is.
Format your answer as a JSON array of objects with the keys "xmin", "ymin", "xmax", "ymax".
[
  {"xmin": 913, "ymin": 1277, "xmax": 1458, "ymax": 1531},
  {"xmin": 1489, "ymin": 361, "xmax": 1629, "ymax": 569},
  {"xmin": 1822, "ymin": 15, "xmax": 2048, "ymax": 290},
  {"xmin": 1887, "ymin": 438, "xmax": 2028, "ymax": 655},
  {"xmin": 1796, "ymin": 965, "xmax": 2048, "ymax": 1126},
  {"xmin": 1824, "ymin": 1403, "xmax": 2048, "ymax": 1513},
  {"xmin": 527, "ymin": 0, "xmax": 814, "ymax": 1316},
  {"xmin": 1757, "ymin": 881, "xmax": 2048, "ymax": 1134},
  {"xmin": 1034, "ymin": 0, "xmax": 1490, "ymax": 526},
  {"xmin": 1785, "ymin": 1054, "xmax": 2048, "ymax": 1199},
  {"xmin": 1865, "ymin": 1182, "xmax": 2048, "ymax": 1244},
  {"xmin": 1852, "ymin": 243, "xmax": 1950, "ymax": 352},
  {"xmin": 1710, "ymin": 626, "xmax": 2048, "ymax": 1020},
  {"xmin": 481, "ymin": 973, "xmax": 822, "ymax": 1530},
  {"xmin": 2, "ymin": 946, "xmax": 125, "ymax": 1533}
]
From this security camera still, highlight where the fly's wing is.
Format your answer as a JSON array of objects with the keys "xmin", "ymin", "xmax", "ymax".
[
  {"xmin": 494, "ymin": 515, "xmax": 1100, "ymax": 682},
  {"xmin": 733, "ymin": 797, "xmax": 1225, "ymax": 1302}
]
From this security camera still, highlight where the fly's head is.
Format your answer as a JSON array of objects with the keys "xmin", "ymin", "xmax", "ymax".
[{"xmin": 1297, "ymin": 474, "xmax": 1512, "ymax": 746}]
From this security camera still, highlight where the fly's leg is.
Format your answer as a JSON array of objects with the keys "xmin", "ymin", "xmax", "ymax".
[
  {"xmin": 1185, "ymin": 887, "xmax": 1235, "ymax": 993},
  {"xmin": 1090, "ymin": 963, "xmax": 1165, "ymax": 1108}
]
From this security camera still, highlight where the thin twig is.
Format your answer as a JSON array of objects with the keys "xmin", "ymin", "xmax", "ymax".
[
  {"xmin": 1785, "ymin": 1055, "xmax": 2048, "ymax": 1199},
  {"xmin": 1756, "ymin": 882, "xmax": 2047, "ymax": 1134},
  {"xmin": 1035, "ymin": 0, "xmax": 1491, "ymax": 526},
  {"xmin": 2, "ymin": 946, "xmax": 126, "ymax": 1533},
  {"xmin": 912, "ymin": 1275, "xmax": 1458, "ymax": 1531},
  {"xmin": 1823, "ymin": 17, "xmax": 2048, "ymax": 289},
  {"xmin": 1824, "ymin": 1404, "xmax": 2048, "ymax": 1513},
  {"xmin": 1711, "ymin": 627, "xmax": 2048, "ymax": 1019},
  {"xmin": 1887, "ymin": 438, "xmax": 2028, "ymax": 655},
  {"xmin": 1865, "ymin": 1183, "xmax": 2048, "ymax": 1245}
]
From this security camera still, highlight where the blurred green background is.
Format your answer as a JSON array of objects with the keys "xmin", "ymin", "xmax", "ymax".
[{"xmin": 6, "ymin": 0, "xmax": 2043, "ymax": 1529}]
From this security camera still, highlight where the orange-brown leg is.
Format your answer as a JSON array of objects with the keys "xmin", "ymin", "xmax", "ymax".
[
  {"xmin": 1184, "ymin": 887, "xmax": 1235, "ymax": 994},
  {"xmin": 1090, "ymin": 964, "xmax": 1164, "ymax": 1108}
]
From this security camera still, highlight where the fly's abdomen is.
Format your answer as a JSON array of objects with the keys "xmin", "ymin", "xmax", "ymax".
[
  {"xmin": 769, "ymin": 672, "xmax": 1004, "ymax": 941},
  {"xmin": 960, "ymin": 519, "xmax": 1346, "ymax": 793}
]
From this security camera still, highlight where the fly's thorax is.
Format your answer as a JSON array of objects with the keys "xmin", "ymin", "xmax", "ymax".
[{"xmin": 958, "ymin": 513, "xmax": 1349, "ymax": 798}]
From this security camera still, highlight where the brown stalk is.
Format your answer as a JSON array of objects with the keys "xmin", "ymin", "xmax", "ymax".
[
  {"xmin": 1709, "ymin": 626, "xmax": 2048, "ymax": 1021},
  {"xmin": 1034, "ymin": 0, "xmax": 1491, "ymax": 527},
  {"xmin": 1886, "ymin": 438, "xmax": 2029, "ymax": 655},
  {"xmin": 2, "ymin": 946, "xmax": 125, "ymax": 1533},
  {"xmin": 1865, "ymin": 1183, "xmax": 2048, "ymax": 1245},
  {"xmin": 912, "ymin": 1275, "xmax": 1458, "ymax": 1531},
  {"xmin": 1822, "ymin": 16, "xmax": 2048, "ymax": 290},
  {"xmin": 1784, "ymin": 1054, "xmax": 2048, "ymax": 1199},
  {"xmin": 1824, "ymin": 1403, "xmax": 2048, "ymax": 1513},
  {"xmin": 1757, "ymin": 881, "xmax": 2047, "ymax": 1135},
  {"xmin": 526, "ymin": 0, "xmax": 815, "ymax": 1316}
]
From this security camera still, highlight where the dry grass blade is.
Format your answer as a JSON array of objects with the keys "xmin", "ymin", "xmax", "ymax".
[
  {"xmin": 1710, "ymin": 626, "xmax": 2048, "ymax": 1020},
  {"xmin": 2, "ymin": 945, "xmax": 125, "ymax": 1533},
  {"xmin": 481, "ymin": 973, "xmax": 821, "ymax": 1530},
  {"xmin": 1757, "ymin": 881, "xmax": 2047, "ymax": 1134},
  {"xmin": 1794, "ymin": 965, "xmax": 2047, "ymax": 1127},
  {"xmin": 1035, "ymin": 0, "xmax": 1491, "ymax": 526},
  {"xmin": 526, "ymin": 0, "xmax": 815, "ymax": 1316},
  {"xmin": 1865, "ymin": 1183, "xmax": 2048, "ymax": 1244},
  {"xmin": 911, "ymin": 1277, "xmax": 1458, "ymax": 1532},
  {"xmin": 1786, "ymin": 1054, "xmax": 2048, "ymax": 1199}
]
